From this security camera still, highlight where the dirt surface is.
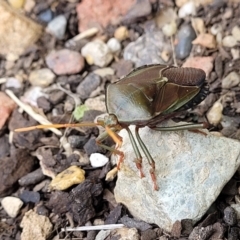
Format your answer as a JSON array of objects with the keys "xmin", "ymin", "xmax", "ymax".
[{"xmin": 1, "ymin": 0, "xmax": 240, "ymax": 239}]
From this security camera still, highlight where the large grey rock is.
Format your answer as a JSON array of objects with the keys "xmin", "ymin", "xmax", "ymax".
[{"xmin": 114, "ymin": 121, "xmax": 240, "ymax": 232}]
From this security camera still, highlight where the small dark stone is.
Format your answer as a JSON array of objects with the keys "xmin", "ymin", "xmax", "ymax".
[
  {"xmin": 19, "ymin": 190, "xmax": 41, "ymax": 203},
  {"xmin": 37, "ymin": 96, "xmax": 52, "ymax": 112},
  {"xmin": 141, "ymin": 229, "xmax": 157, "ymax": 240},
  {"xmin": 228, "ymin": 227, "xmax": 239, "ymax": 240},
  {"xmin": 175, "ymin": 24, "xmax": 196, "ymax": 60},
  {"xmin": 112, "ymin": 59, "xmax": 133, "ymax": 78},
  {"xmin": 171, "ymin": 220, "xmax": 182, "ymax": 238},
  {"xmin": 87, "ymin": 230, "xmax": 97, "ymax": 240},
  {"xmin": 214, "ymin": 55, "xmax": 223, "ymax": 79},
  {"xmin": 36, "ymin": 205, "xmax": 49, "ymax": 216},
  {"xmin": 120, "ymin": 215, "xmax": 151, "ymax": 231},
  {"xmin": 76, "ymin": 73, "xmax": 101, "ymax": 100},
  {"xmin": 189, "ymin": 226, "xmax": 213, "ymax": 240},
  {"xmin": 105, "ymin": 204, "xmax": 122, "ymax": 224},
  {"xmin": 68, "ymin": 135, "xmax": 88, "ymax": 148},
  {"xmin": 18, "ymin": 168, "xmax": 45, "ymax": 186},
  {"xmin": 49, "ymin": 90, "xmax": 66, "ymax": 105},
  {"xmin": 122, "ymin": 0, "xmax": 151, "ymax": 24},
  {"xmin": 181, "ymin": 219, "xmax": 193, "ymax": 236},
  {"xmin": 0, "ymin": 135, "xmax": 10, "ymax": 158},
  {"xmin": 0, "ymin": 148, "xmax": 35, "ymax": 197},
  {"xmin": 210, "ymin": 222, "xmax": 225, "ymax": 239},
  {"xmin": 223, "ymin": 207, "xmax": 237, "ymax": 226},
  {"xmin": 38, "ymin": 9, "xmax": 53, "ymax": 23},
  {"xmin": 69, "ymin": 179, "xmax": 103, "ymax": 225},
  {"xmin": 84, "ymin": 137, "xmax": 103, "ymax": 155},
  {"xmin": 199, "ymin": 212, "xmax": 218, "ymax": 228}
]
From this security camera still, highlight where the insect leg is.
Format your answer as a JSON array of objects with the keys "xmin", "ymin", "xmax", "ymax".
[
  {"xmin": 96, "ymin": 130, "xmax": 124, "ymax": 170},
  {"xmin": 135, "ymin": 127, "xmax": 159, "ymax": 191},
  {"xmin": 125, "ymin": 127, "xmax": 145, "ymax": 178},
  {"xmin": 151, "ymin": 122, "xmax": 208, "ymax": 132}
]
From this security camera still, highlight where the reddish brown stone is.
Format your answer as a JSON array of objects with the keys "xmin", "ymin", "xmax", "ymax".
[
  {"xmin": 77, "ymin": 0, "xmax": 136, "ymax": 32},
  {"xmin": 0, "ymin": 92, "xmax": 16, "ymax": 129}
]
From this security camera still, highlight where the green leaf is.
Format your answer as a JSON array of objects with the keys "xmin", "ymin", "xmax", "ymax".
[{"xmin": 73, "ymin": 105, "xmax": 89, "ymax": 121}]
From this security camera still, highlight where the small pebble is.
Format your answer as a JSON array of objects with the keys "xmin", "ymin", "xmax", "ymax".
[
  {"xmin": 49, "ymin": 165, "xmax": 85, "ymax": 191},
  {"xmin": 8, "ymin": 0, "xmax": 25, "ymax": 8},
  {"xmin": 207, "ymin": 102, "xmax": 223, "ymax": 126},
  {"xmin": 222, "ymin": 35, "xmax": 237, "ymax": 48},
  {"xmin": 24, "ymin": 0, "xmax": 35, "ymax": 12},
  {"xmin": 162, "ymin": 21, "xmax": 177, "ymax": 37},
  {"xmin": 76, "ymin": 73, "xmax": 101, "ymax": 100},
  {"xmin": 19, "ymin": 190, "xmax": 41, "ymax": 204},
  {"xmin": 161, "ymin": 50, "xmax": 170, "ymax": 62},
  {"xmin": 37, "ymin": 96, "xmax": 52, "ymax": 112},
  {"xmin": 48, "ymin": 90, "xmax": 65, "ymax": 105},
  {"xmin": 192, "ymin": 33, "xmax": 216, "ymax": 49},
  {"xmin": 5, "ymin": 77, "xmax": 22, "ymax": 89},
  {"xmin": 222, "ymin": 71, "xmax": 240, "ymax": 89},
  {"xmin": 84, "ymin": 137, "xmax": 102, "ymax": 155},
  {"xmin": 36, "ymin": 205, "xmax": 49, "ymax": 217},
  {"xmin": 232, "ymin": 26, "xmax": 240, "ymax": 41},
  {"xmin": 231, "ymin": 48, "xmax": 240, "ymax": 60},
  {"xmin": 22, "ymin": 86, "xmax": 46, "ymax": 107},
  {"xmin": 223, "ymin": 207, "xmax": 237, "ymax": 226},
  {"xmin": 155, "ymin": 8, "xmax": 177, "ymax": 28},
  {"xmin": 46, "ymin": 49, "xmax": 85, "ymax": 75},
  {"xmin": 178, "ymin": 1, "xmax": 196, "ymax": 18},
  {"xmin": 175, "ymin": 24, "xmax": 196, "ymax": 60},
  {"xmin": 38, "ymin": 9, "xmax": 53, "ymax": 23},
  {"xmin": 182, "ymin": 56, "xmax": 214, "ymax": 77},
  {"xmin": 223, "ymin": 8, "xmax": 233, "ymax": 19},
  {"xmin": 18, "ymin": 168, "xmax": 45, "ymax": 186},
  {"xmin": 46, "ymin": 15, "xmax": 67, "ymax": 40},
  {"xmin": 0, "ymin": 92, "xmax": 16, "ymax": 129},
  {"xmin": 20, "ymin": 210, "xmax": 52, "ymax": 240},
  {"xmin": 107, "ymin": 38, "xmax": 121, "ymax": 54},
  {"xmin": 29, "ymin": 68, "xmax": 55, "ymax": 87},
  {"xmin": 81, "ymin": 40, "xmax": 113, "ymax": 67},
  {"xmin": 68, "ymin": 135, "xmax": 88, "ymax": 149},
  {"xmin": 191, "ymin": 17, "xmax": 205, "ymax": 34},
  {"xmin": 85, "ymin": 95, "xmax": 106, "ymax": 112},
  {"xmin": 93, "ymin": 67, "xmax": 115, "ymax": 77},
  {"xmin": 93, "ymin": 218, "xmax": 105, "ymax": 226},
  {"xmin": 90, "ymin": 153, "xmax": 109, "ymax": 168},
  {"xmin": 114, "ymin": 26, "xmax": 129, "ymax": 41},
  {"xmin": 210, "ymin": 24, "xmax": 222, "ymax": 35},
  {"xmin": 1, "ymin": 196, "xmax": 23, "ymax": 218}
]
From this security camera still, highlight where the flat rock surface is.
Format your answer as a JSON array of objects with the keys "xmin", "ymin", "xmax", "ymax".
[{"xmin": 114, "ymin": 121, "xmax": 240, "ymax": 231}]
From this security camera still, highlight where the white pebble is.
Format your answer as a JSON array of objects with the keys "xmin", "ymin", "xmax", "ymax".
[
  {"xmin": 210, "ymin": 24, "xmax": 222, "ymax": 35},
  {"xmin": 6, "ymin": 77, "xmax": 22, "ymax": 89},
  {"xmin": 222, "ymin": 35, "xmax": 237, "ymax": 48},
  {"xmin": 162, "ymin": 21, "xmax": 177, "ymax": 37},
  {"xmin": 22, "ymin": 86, "xmax": 47, "ymax": 107},
  {"xmin": 222, "ymin": 71, "xmax": 240, "ymax": 89},
  {"xmin": 29, "ymin": 68, "xmax": 55, "ymax": 87},
  {"xmin": 178, "ymin": 1, "xmax": 196, "ymax": 18},
  {"xmin": 47, "ymin": 15, "xmax": 67, "ymax": 40},
  {"xmin": 207, "ymin": 102, "xmax": 223, "ymax": 126},
  {"xmin": 231, "ymin": 48, "xmax": 240, "ymax": 60},
  {"xmin": 81, "ymin": 40, "xmax": 113, "ymax": 67},
  {"xmin": 90, "ymin": 153, "xmax": 109, "ymax": 167},
  {"xmin": 1, "ymin": 197, "xmax": 23, "ymax": 218},
  {"xmin": 107, "ymin": 38, "xmax": 121, "ymax": 53},
  {"xmin": 232, "ymin": 26, "xmax": 240, "ymax": 41}
]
